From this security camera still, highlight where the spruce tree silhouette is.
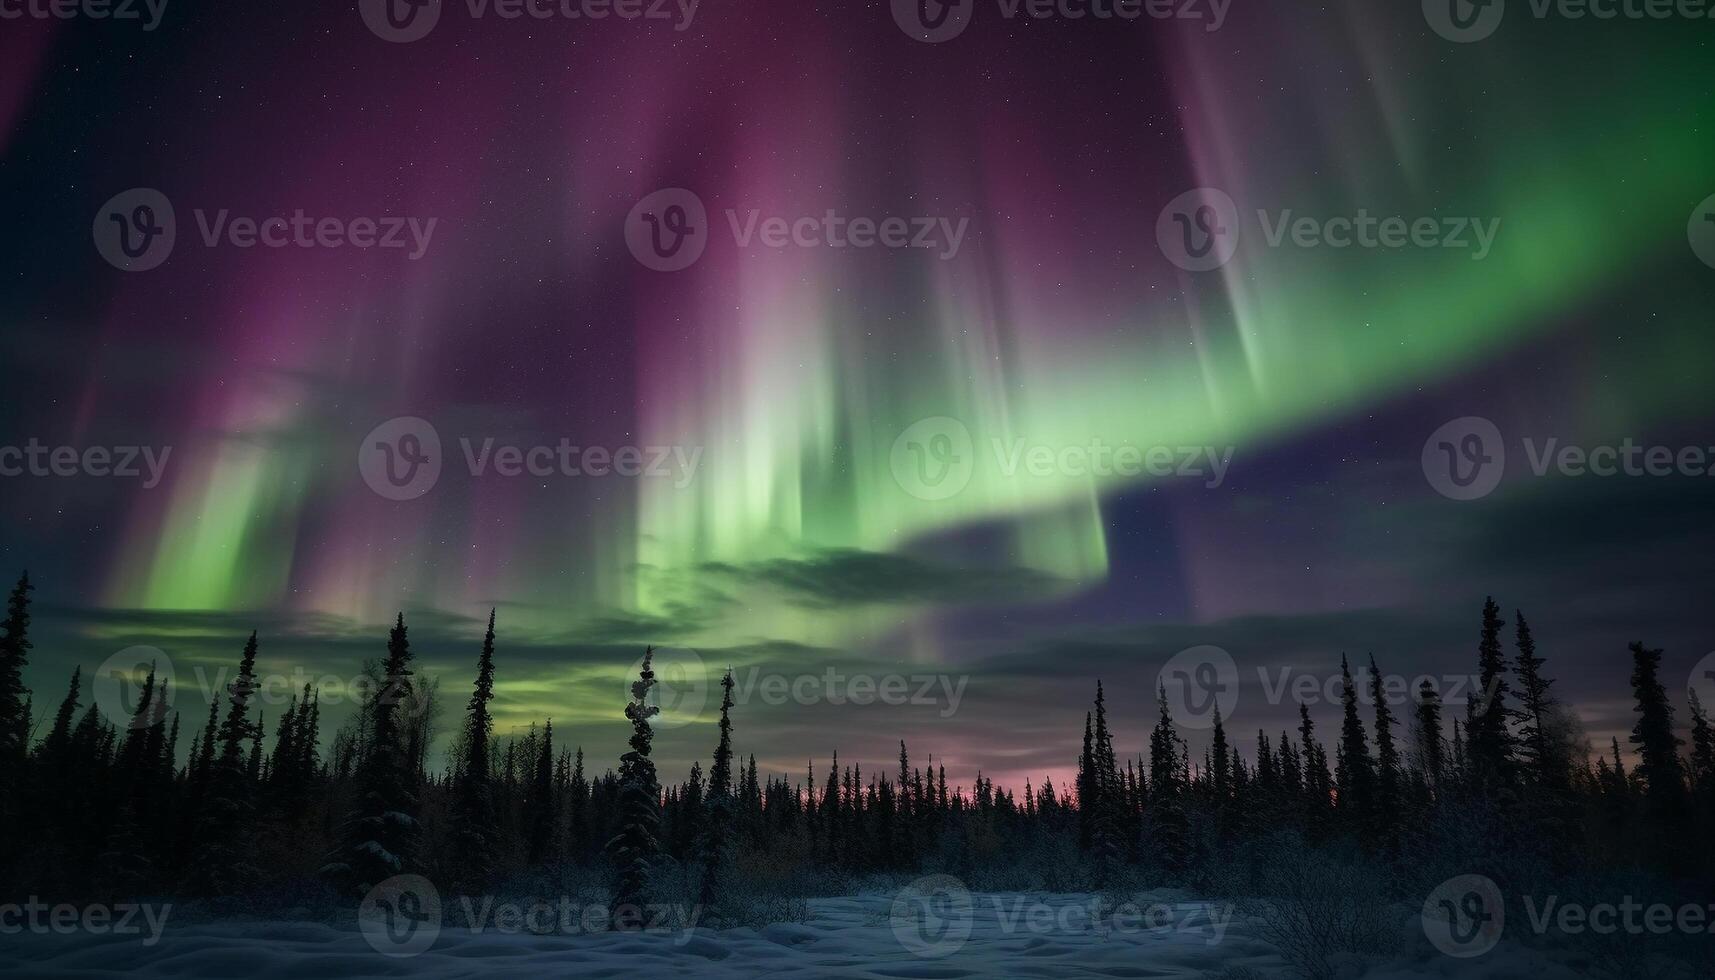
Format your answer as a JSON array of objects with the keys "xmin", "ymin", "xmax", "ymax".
[{"xmin": 607, "ymin": 647, "xmax": 662, "ymax": 929}]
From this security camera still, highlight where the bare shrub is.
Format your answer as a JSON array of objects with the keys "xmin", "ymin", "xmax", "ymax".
[{"xmin": 1238, "ymin": 850, "xmax": 1396, "ymax": 980}]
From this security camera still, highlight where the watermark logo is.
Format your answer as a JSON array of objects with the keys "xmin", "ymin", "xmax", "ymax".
[
  {"xmin": 891, "ymin": 0, "xmax": 975, "ymax": 41},
  {"xmin": 1422, "ymin": 416, "xmax": 1505, "ymax": 500},
  {"xmin": 94, "ymin": 188, "xmax": 176, "ymax": 272},
  {"xmin": 1158, "ymin": 645, "xmax": 1239, "ymax": 729},
  {"xmin": 637, "ymin": 647, "xmax": 708, "ymax": 730},
  {"xmin": 892, "ymin": 0, "xmax": 1229, "ymax": 41},
  {"xmin": 96, "ymin": 190, "xmax": 438, "ymax": 270},
  {"xmin": 1690, "ymin": 193, "xmax": 1715, "ymax": 271},
  {"xmin": 631, "ymin": 653, "xmax": 970, "ymax": 723},
  {"xmin": 890, "ymin": 876, "xmax": 1234, "ymax": 956},
  {"xmin": 890, "ymin": 417, "xmax": 975, "ymax": 501},
  {"xmin": 626, "ymin": 188, "xmax": 971, "ymax": 270},
  {"xmin": 1427, "ymin": 0, "xmax": 1714, "ymax": 42},
  {"xmin": 359, "ymin": 418, "xmax": 702, "ymax": 499},
  {"xmin": 361, "ymin": 0, "xmax": 695, "ymax": 40},
  {"xmin": 359, "ymin": 874, "xmax": 442, "ymax": 957},
  {"xmin": 1425, "ymin": 419, "xmax": 1715, "ymax": 500},
  {"xmin": 1159, "ymin": 188, "xmax": 1501, "ymax": 271},
  {"xmin": 1521, "ymin": 895, "xmax": 1715, "ymax": 936},
  {"xmin": 0, "ymin": 899, "xmax": 172, "ymax": 945},
  {"xmin": 96, "ymin": 650, "xmax": 437, "ymax": 722},
  {"xmin": 1424, "ymin": 0, "xmax": 1505, "ymax": 42},
  {"xmin": 0, "ymin": 440, "xmax": 172, "ymax": 488},
  {"xmin": 626, "ymin": 188, "xmax": 709, "ymax": 272},
  {"xmin": 1691, "ymin": 652, "xmax": 1715, "ymax": 713},
  {"xmin": 0, "ymin": 0, "xmax": 169, "ymax": 30},
  {"xmin": 735, "ymin": 666, "xmax": 968, "ymax": 717},
  {"xmin": 1157, "ymin": 187, "xmax": 1239, "ymax": 272},
  {"xmin": 890, "ymin": 417, "xmax": 1232, "ymax": 500},
  {"xmin": 359, "ymin": 0, "xmax": 443, "ymax": 42},
  {"xmin": 360, "ymin": 417, "xmax": 443, "ymax": 501},
  {"xmin": 1260, "ymin": 667, "xmax": 1500, "ymax": 715},
  {"xmin": 94, "ymin": 646, "xmax": 175, "ymax": 730},
  {"xmin": 891, "ymin": 874, "xmax": 974, "ymax": 957},
  {"xmin": 452, "ymin": 895, "xmax": 698, "ymax": 938},
  {"xmin": 1423, "ymin": 874, "xmax": 1505, "ymax": 958}
]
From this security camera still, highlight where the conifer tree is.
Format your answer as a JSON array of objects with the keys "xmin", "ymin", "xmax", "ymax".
[
  {"xmin": 160, "ymin": 710, "xmax": 180, "ymax": 785},
  {"xmin": 568, "ymin": 747, "xmax": 589, "ymax": 860},
  {"xmin": 1510, "ymin": 612, "xmax": 1565, "ymax": 788},
  {"xmin": 192, "ymin": 632, "xmax": 264, "ymax": 895},
  {"xmin": 323, "ymin": 615, "xmax": 422, "ymax": 895},
  {"xmin": 1335, "ymin": 655, "xmax": 1375, "ymax": 829},
  {"xmin": 527, "ymin": 719, "xmax": 556, "ymax": 865},
  {"xmin": 607, "ymin": 647, "xmax": 662, "ymax": 928},
  {"xmin": 1256, "ymin": 732, "xmax": 1277, "ymax": 796},
  {"xmin": 820, "ymin": 752, "xmax": 841, "ymax": 862},
  {"xmin": 1687, "ymin": 691, "xmax": 1715, "ymax": 853},
  {"xmin": 1077, "ymin": 711, "xmax": 1094, "ymax": 850},
  {"xmin": 696, "ymin": 672, "xmax": 737, "ymax": 919},
  {"xmin": 1689, "ymin": 691, "xmax": 1715, "ymax": 794},
  {"xmin": 189, "ymin": 695, "xmax": 219, "ymax": 795},
  {"xmin": 1087, "ymin": 682, "xmax": 1123, "ymax": 878},
  {"xmin": 896, "ymin": 740, "xmax": 917, "ymax": 866},
  {"xmin": 270, "ymin": 697, "xmax": 299, "ymax": 787},
  {"xmin": 290, "ymin": 689, "xmax": 320, "ymax": 807},
  {"xmin": 1626, "ymin": 642, "xmax": 1688, "ymax": 855},
  {"xmin": 100, "ymin": 666, "xmax": 162, "ymax": 897},
  {"xmin": 0, "ymin": 572, "xmax": 35, "ymax": 826},
  {"xmin": 1277, "ymin": 728, "xmax": 1303, "ymax": 800},
  {"xmin": 1298, "ymin": 703, "xmax": 1332, "ymax": 819},
  {"xmin": 38, "ymin": 666, "xmax": 81, "ymax": 767},
  {"xmin": 1413, "ymin": 680, "xmax": 1445, "ymax": 796},
  {"xmin": 1367, "ymin": 655, "xmax": 1401, "ymax": 839},
  {"xmin": 451, "ymin": 610, "xmax": 499, "ymax": 891},
  {"xmin": 1210, "ymin": 708, "xmax": 1231, "ymax": 803},
  {"xmin": 247, "ymin": 712, "xmax": 265, "ymax": 784},
  {"xmin": 1146, "ymin": 685, "xmax": 1189, "ymax": 872},
  {"xmin": 676, "ymin": 761, "xmax": 704, "ymax": 859},
  {"xmin": 1466, "ymin": 598, "xmax": 1517, "ymax": 789},
  {"xmin": 1450, "ymin": 718, "xmax": 1466, "ymax": 784}
]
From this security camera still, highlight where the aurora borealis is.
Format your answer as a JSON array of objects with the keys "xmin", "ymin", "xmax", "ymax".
[{"xmin": 2, "ymin": 2, "xmax": 1713, "ymax": 790}]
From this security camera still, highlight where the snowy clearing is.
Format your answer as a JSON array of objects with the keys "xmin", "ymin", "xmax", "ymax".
[{"xmin": 0, "ymin": 889, "xmax": 1590, "ymax": 979}]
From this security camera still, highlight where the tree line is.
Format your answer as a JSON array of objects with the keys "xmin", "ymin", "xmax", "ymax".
[{"xmin": 0, "ymin": 573, "xmax": 1710, "ymax": 921}]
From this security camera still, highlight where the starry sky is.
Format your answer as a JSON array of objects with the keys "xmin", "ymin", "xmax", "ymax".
[{"xmin": 2, "ymin": 2, "xmax": 1713, "ymax": 791}]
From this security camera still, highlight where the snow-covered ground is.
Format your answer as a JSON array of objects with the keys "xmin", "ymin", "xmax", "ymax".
[{"xmin": 0, "ymin": 888, "xmax": 1591, "ymax": 979}]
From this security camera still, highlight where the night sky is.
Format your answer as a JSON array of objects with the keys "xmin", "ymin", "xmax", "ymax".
[{"xmin": 2, "ymin": 2, "xmax": 1713, "ymax": 792}]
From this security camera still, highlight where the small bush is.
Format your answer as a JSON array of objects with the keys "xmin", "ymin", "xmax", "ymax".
[{"xmin": 1238, "ymin": 850, "xmax": 1395, "ymax": 980}]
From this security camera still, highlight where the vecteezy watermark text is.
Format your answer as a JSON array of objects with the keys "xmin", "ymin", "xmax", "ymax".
[
  {"xmin": 1425, "ymin": 0, "xmax": 1715, "ymax": 44},
  {"xmin": 0, "ymin": 0, "xmax": 167, "ymax": 29},
  {"xmin": 0, "ymin": 440, "xmax": 171, "ymax": 489},
  {"xmin": 889, "ymin": 416, "xmax": 1232, "ymax": 501},
  {"xmin": 456, "ymin": 895, "xmax": 700, "ymax": 938},
  {"xmin": 1422, "ymin": 416, "xmax": 1715, "ymax": 501},
  {"xmin": 359, "ymin": 0, "xmax": 699, "ymax": 43},
  {"xmin": 94, "ymin": 188, "xmax": 439, "ymax": 272},
  {"xmin": 890, "ymin": 874, "xmax": 1234, "ymax": 957},
  {"xmin": 359, "ymin": 416, "xmax": 701, "ymax": 500},
  {"xmin": 1157, "ymin": 188, "xmax": 1501, "ymax": 272},
  {"xmin": 625, "ymin": 188, "xmax": 970, "ymax": 271},
  {"xmin": 358, "ymin": 874, "xmax": 700, "ymax": 956},
  {"xmin": 1424, "ymin": 874, "xmax": 1715, "ymax": 960},
  {"xmin": 1157, "ymin": 645, "xmax": 1500, "ymax": 729},
  {"xmin": 641, "ymin": 648, "xmax": 970, "ymax": 728},
  {"xmin": 891, "ymin": 0, "xmax": 1231, "ymax": 43},
  {"xmin": 0, "ymin": 899, "xmax": 172, "ymax": 946},
  {"xmin": 95, "ymin": 647, "xmax": 442, "ymax": 728}
]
